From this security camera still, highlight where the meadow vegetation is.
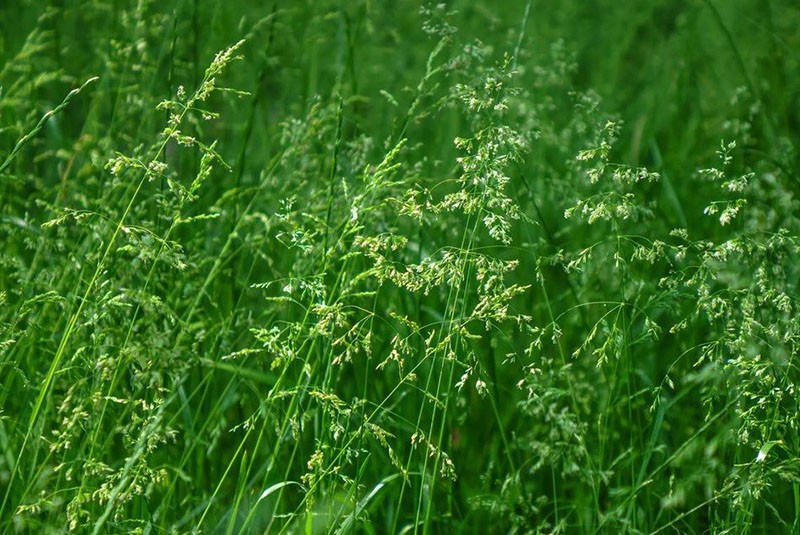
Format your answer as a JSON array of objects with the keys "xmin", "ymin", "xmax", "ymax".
[{"xmin": 1, "ymin": 1, "xmax": 799, "ymax": 533}]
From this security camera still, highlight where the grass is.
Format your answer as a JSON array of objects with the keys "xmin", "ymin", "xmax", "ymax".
[{"xmin": 1, "ymin": 0, "xmax": 800, "ymax": 533}]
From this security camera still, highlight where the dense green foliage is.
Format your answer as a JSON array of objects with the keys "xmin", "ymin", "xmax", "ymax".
[{"xmin": 1, "ymin": 1, "xmax": 799, "ymax": 533}]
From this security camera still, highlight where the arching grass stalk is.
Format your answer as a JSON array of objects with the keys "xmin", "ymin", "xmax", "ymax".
[{"xmin": 7, "ymin": 39, "xmax": 249, "ymax": 531}]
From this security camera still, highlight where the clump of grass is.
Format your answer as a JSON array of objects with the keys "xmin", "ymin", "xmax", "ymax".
[{"xmin": 1, "ymin": 1, "xmax": 799, "ymax": 533}]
